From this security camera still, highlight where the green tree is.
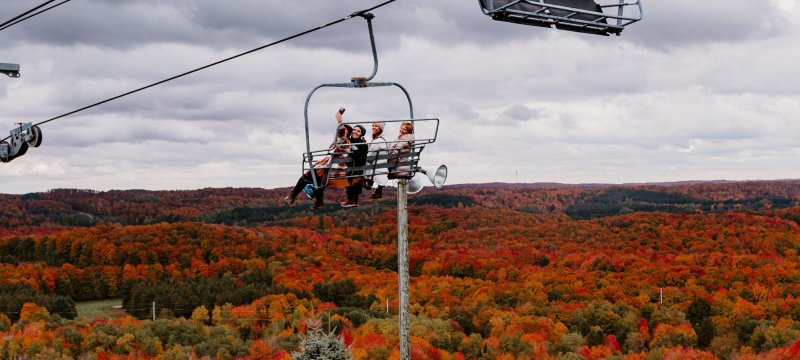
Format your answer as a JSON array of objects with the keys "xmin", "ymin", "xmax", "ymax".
[
  {"xmin": 292, "ymin": 318, "xmax": 352, "ymax": 360},
  {"xmin": 312, "ymin": 279, "xmax": 376, "ymax": 309},
  {"xmin": 191, "ymin": 305, "xmax": 210, "ymax": 324},
  {"xmin": 687, "ymin": 298, "xmax": 714, "ymax": 347},
  {"xmin": 0, "ymin": 313, "xmax": 10, "ymax": 331},
  {"xmin": 749, "ymin": 325, "xmax": 800, "ymax": 353}
]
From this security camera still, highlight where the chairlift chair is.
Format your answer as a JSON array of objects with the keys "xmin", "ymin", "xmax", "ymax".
[
  {"xmin": 301, "ymin": 13, "xmax": 440, "ymax": 190},
  {"xmin": 480, "ymin": 0, "xmax": 643, "ymax": 36},
  {"xmin": 0, "ymin": 63, "xmax": 21, "ymax": 78}
]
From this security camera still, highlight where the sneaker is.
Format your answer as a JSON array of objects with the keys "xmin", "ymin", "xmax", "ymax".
[
  {"xmin": 283, "ymin": 196, "xmax": 294, "ymax": 206},
  {"xmin": 341, "ymin": 201, "xmax": 359, "ymax": 208},
  {"xmin": 303, "ymin": 184, "xmax": 314, "ymax": 198},
  {"xmin": 370, "ymin": 187, "xmax": 383, "ymax": 199}
]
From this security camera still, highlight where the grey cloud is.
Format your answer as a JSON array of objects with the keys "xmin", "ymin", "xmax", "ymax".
[
  {"xmin": 181, "ymin": 0, "xmax": 550, "ymax": 51},
  {"xmin": 559, "ymin": 114, "xmax": 577, "ymax": 129},
  {"xmin": 444, "ymin": 103, "xmax": 481, "ymax": 123},
  {"xmin": 2, "ymin": 2, "xmax": 800, "ymax": 193},
  {"xmin": 623, "ymin": 0, "xmax": 786, "ymax": 50},
  {"xmin": 491, "ymin": 104, "xmax": 544, "ymax": 126},
  {"xmin": 502, "ymin": 104, "xmax": 540, "ymax": 121},
  {"xmin": 3, "ymin": 0, "xmax": 790, "ymax": 56},
  {"xmin": 2, "ymin": 0, "xmax": 403, "ymax": 50},
  {"xmin": 36, "ymin": 118, "xmax": 296, "ymax": 168},
  {"xmin": 4, "ymin": 1, "xmax": 198, "ymax": 49},
  {"xmin": 1, "ymin": 0, "xmax": 550, "ymax": 52},
  {"xmin": 42, "ymin": 119, "xmax": 213, "ymax": 147},
  {"xmin": 684, "ymin": 126, "xmax": 762, "ymax": 141}
]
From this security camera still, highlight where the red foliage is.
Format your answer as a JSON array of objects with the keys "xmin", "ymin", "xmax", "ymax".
[
  {"xmin": 790, "ymin": 338, "xmax": 800, "ymax": 357},
  {"xmin": 3, "ymin": 180, "xmax": 800, "ymax": 359},
  {"xmin": 605, "ymin": 334, "xmax": 621, "ymax": 354}
]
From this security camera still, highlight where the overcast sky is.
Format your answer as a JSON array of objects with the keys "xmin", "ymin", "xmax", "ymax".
[{"xmin": 1, "ymin": 0, "xmax": 799, "ymax": 194}]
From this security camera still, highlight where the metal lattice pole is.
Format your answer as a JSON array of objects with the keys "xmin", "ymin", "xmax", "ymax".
[{"xmin": 397, "ymin": 179, "xmax": 410, "ymax": 360}]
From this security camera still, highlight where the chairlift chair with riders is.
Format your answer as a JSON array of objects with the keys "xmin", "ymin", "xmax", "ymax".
[
  {"xmin": 479, "ymin": 0, "xmax": 643, "ymax": 36},
  {"xmin": 301, "ymin": 12, "xmax": 440, "ymax": 192}
]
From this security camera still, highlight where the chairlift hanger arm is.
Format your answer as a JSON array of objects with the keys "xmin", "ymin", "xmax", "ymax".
[{"xmin": 354, "ymin": 12, "xmax": 379, "ymax": 83}]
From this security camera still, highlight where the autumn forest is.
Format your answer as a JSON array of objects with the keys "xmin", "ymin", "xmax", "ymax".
[{"xmin": 2, "ymin": 180, "xmax": 800, "ymax": 359}]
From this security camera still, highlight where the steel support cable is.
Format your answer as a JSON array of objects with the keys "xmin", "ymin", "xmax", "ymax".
[
  {"xmin": 0, "ymin": 0, "xmax": 397, "ymax": 142},
  {"xmin": 0, "ymin": 0, "xmax": 72, "ymax": 32},
  {"xmin": 0, "ymin": 0, "xmax": 60, "ymax": 29}
]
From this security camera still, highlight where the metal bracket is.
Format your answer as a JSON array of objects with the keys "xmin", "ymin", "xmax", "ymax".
[{"xmin": 351, "ymin": 77, "xmax": 369, "ymax": 87}]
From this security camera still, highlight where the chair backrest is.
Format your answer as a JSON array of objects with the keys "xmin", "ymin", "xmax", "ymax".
[
  {"xmin": 546, "ymin": 0, "xmax": 603, "ymax": 21},
  {"xmin": 482, "ymin": 0, "xmax": 552, "ymax": 28}
]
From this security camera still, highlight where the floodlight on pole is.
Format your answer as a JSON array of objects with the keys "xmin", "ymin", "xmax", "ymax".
[
  {"xmin": 0, "ymin": 63, "xmax": 20, "ymax": 78},
  {"xmin": 407, "ymin": 164, "xmax": 448, "ymax": 194}
]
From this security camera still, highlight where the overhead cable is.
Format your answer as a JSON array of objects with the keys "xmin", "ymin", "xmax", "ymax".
[{"xmin": 0, "ymin": 0, "xmax": 64, "ymax": 31}]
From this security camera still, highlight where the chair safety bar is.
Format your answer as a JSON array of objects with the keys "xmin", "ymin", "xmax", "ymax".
[{"xmin": 302, "ymin": 118, "xmax": 439, "ymax": 188}]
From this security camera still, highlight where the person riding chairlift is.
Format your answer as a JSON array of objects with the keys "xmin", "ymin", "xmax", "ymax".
[
  {"xmin": 284, "ymin": 109, "xmax": 367, "ymax": 210},
  {"xmin": 387, "ymin": 121, "xmax": 415, "ymax": 178},
  {"xmin": 340, "ymin": 122, "xmax": 368, "ymax": 208},
  {"xmin": 364, "ymin": 121, "xmax": 388, "ymax": 199}
]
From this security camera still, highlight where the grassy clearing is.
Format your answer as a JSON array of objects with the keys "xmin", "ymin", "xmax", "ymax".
[{"xmin": 75, "ymin": 299, "xmax": 128, "ymax": 320}]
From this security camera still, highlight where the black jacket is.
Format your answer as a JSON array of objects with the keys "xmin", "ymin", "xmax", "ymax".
[{"xmin": 349, "ymin": 136, "xmax": 368, "ymax": 174}]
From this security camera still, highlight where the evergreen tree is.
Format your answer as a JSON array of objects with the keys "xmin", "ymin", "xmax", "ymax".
[{"xmin": 292, "ymin": 318, "xmax": 352, "ymax": 360}]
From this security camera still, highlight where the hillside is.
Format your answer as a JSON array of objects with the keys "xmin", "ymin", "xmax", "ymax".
[
  {"xmin": 2, "ymin": 180, "xmax": 800, "ymax": 359},
  {"xmin": 2, "ymin": 179, "xmax": 800, "ymax": 228}
]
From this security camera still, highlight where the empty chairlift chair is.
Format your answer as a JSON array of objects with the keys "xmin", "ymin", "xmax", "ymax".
[{"xmin": 479, "ymin": 0, "xmax": 643, "ymax": 36}]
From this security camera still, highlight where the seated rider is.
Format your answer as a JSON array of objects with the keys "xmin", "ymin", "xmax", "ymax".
[
  {"xmin": 387, "ymin": 121, "xmax": 415, "ymax": 178},
  {"xmin": 283, "ymin": 108, "xmax": 353, "ymax": 210}
]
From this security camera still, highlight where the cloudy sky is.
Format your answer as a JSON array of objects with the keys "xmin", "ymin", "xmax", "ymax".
[{"xmin": 1, "ymin": 0, "xmax": 799, "ymax": 194}]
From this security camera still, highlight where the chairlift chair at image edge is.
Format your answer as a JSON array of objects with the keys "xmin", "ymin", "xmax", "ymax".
[
  {"xmin": 479, "ymin": 0, "xmax": 643, "ymax": 36},
  {"xmin": 0, "ymin": 63, "xmax": 20, "ymax": 78},
  {"xmin": 0, "ymin": 123, "xmax": 43, "ymax": 163}
]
